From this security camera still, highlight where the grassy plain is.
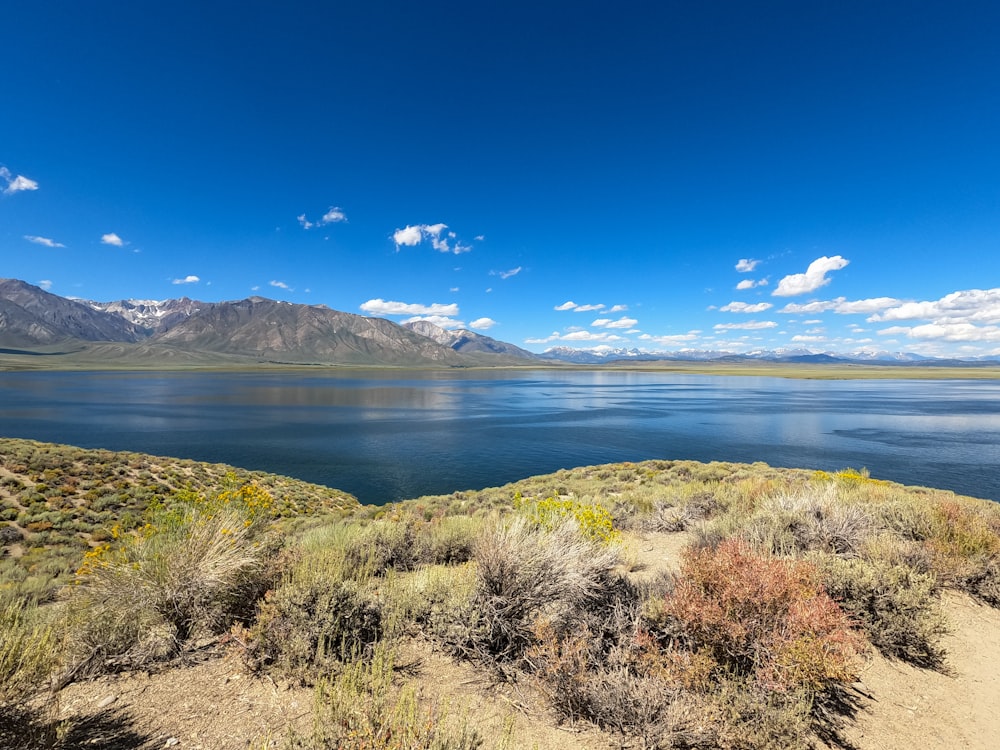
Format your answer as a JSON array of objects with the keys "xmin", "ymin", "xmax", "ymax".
[
  {"xmin": 4, "ymin": 343, "xmax": 1000, "ymax": 378},
  {"xmin": 2, "ymin": 439, "xmax": 1000, "ymax": 749}
]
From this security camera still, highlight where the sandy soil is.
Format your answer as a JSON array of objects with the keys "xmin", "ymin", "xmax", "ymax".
[
  {"xmin": 823, "ymin": 591, "xmax": 1000, "ymax": 750},
  {"xmin": 52, "ymin": 531, "xmax": 1000, "ymax": 749}
]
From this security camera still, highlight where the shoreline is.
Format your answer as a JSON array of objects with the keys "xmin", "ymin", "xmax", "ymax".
[{"xmin": 4, "ymin": 359, "xmax": 1000, "ymax": 379}]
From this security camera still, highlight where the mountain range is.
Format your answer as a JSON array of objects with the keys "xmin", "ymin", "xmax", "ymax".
[
  {"xmin": 0, "ymin": 279, "xmax": 531, "ymax": 367},
  {"xmin": 2, "ymin": 278, "xmax": 998, "ymax": 368}
]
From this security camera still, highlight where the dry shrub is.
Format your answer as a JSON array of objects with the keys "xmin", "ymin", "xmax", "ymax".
[
  {"xmin": 62, "ymin": 487, "xmax": 276, "ymax": 680},
  {"xmin": 817, "ymin": 555, "xmax": 947, "ymax": 667},
  {"xmin": 526, "ymin": 622, "xmax": 711, "ymax": 749},
  {"xmin": 647, "ymin": 540, "xmax": 864, "ymax": 694},
  {"xmin": 0, "ymin": 598, "xmax": 57, "ymax": 701},
  {"xmin": 633, "ymin": 495, "xmax": 718, "ymax": 533},
  {"xmin": 870, "ymin": 499, "xmax": 937, "ymax": 542},
  {"xmin": 708, "ymin": 680, "xmax": 814, "ymax": 750},
  {"xmin": 382, "ymin": 563, "xmax": 478, "ymax": 644},
  {"xmin": 342, "ymin": 515, "xmax": 481, "ymax": 574},
  {"xmin": 453, "ymin": 516, "xmax": 625, "ymax": 674},
  {"xmin": 286, "ymin": 643, "xmax": 483, "ymax": 750},
  {"xmin": 736, "ymin": 488, "xmax": 873, "ymax": 558},
  {"xmin": 924, "ymin": 500, "xmax": 1000, "ymax": 601},
  {"xmin": 343, "ymin": 517, "xmax": 428, "ymax": 573},
  {"xmin": 234, "ymin": 546, "xmax": 382, "ymax": 682},
  {"xmin": 427, "ymin": 515, "xmax": 482, "ymax": 565}
]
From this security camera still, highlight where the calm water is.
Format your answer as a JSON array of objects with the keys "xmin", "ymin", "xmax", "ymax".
[{"xmin": 1, "ymin": 370, "xmax": 999, "ymax": 504}]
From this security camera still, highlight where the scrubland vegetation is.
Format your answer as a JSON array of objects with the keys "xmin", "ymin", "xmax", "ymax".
[{"xmin": 3, "ymin": 439, "xmax": 1000, "ymax": 749}]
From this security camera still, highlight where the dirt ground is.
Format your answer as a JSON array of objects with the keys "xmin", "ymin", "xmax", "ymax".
[
  {"xmin": 821, "ymin": 590, "xmax": 1000, "ymax": 750},
  {"xmin": 53, "ymin": 531, "xmax": 1000, "ymax": 749}
]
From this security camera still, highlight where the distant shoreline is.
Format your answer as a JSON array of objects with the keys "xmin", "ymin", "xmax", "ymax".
[{"xmin": 3, "ymin": 352, "xmax": 1000, "ymax": 379}]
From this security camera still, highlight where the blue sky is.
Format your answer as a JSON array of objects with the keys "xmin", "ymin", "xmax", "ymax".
[{"xmin": 3, "ymin": 1, "xmax": 999, "ymax": 357}]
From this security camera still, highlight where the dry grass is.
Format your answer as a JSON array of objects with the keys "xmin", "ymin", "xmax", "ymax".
[
  {"xmin": 4, "ymin": 451, "xmax": 1000, "ymax": 750},
  {"xmin": 61, "ymin": 485, "xmax": 279, "ymax": 681}
]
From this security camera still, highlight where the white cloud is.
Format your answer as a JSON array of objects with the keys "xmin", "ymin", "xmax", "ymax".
[
  {"xmin": 736, "ymin": 278, "xmax": 768, "ymax": 290},
  {"xmin": 791, "ymin": 335, "xmax": 827, "ymax": 343},
  {"xmin": 1, "ymin": 167, "xmax": 39, "ymax": 195},
  {"xmin": 554, "ymin": 301, "xmax": 577, "ymax": 311},
  {"xmin": 735, "ymin": 258, "xmax": 760, "ymax": 273},
  {"xmin": 562, "ymin": 331, "xmax": 624, "ymax": 342},
  {"xmin": 778, "ymin": 296, "xmax": 900, "ymax": 315},
  {"xmin": 878, "ymin": 322, "xmax": 1000, "ymax": 343},
  {"xmin": 869, "ymin": 288, "xmax": 1000, "ymax": 325},
  {"xmin": 24, "ymin": 235, "xmax": 65, "ymax": 248},
  {"xmin": 101, "ymin": 232, "xmax": 125, "ymax": 247},
  {"xmin": 37, "ymin": 279, "xmax": 52, "ymax": 291},
  {"xmin": 269, "ymin": 280, "xmax": 291, "ymax": 290},
  {"xmin": 360, "ymin": 298, "xmax": 460, "ymax": 316},
  {"xmin": 713, "ymin": 321, "xmax": 779, "ymax": 330},
  {"xmin": 608, "ymin": 304, "xmax": 628, "ymax": 312},
  {"xmin": 773, "ymin": 255, "xmax": 849, "ymax": 297},
  {"xmin": 592, "ymin": 316, "xmax": 638, "ymax": 329},
  {"xmin": 637, "ymin": 332, "xmax": 700, "ymax": 346},
  {"xmin": 299, "ymin": 206, "xmax": 347, "ymax": 229},
  {"xmin": 877, "ymin": 326, "xmax": 911, "ymax": 336},
  {"xmin": 575, "ymin": 303, "xmax": 605, "ymax": 312},
  {"xmin": 321, "ymin": 207, "xmax": 347, "ymax": 224},
  {"xmin": 172, "ymin": 275, "xmax": 200, "ymax": 285},
  {"xmin": 469, "ymin": 317, "xmax": 496, "ymax": 330},
  {"xmin": 474, "ymin": 235, "xmax": 485, "ymax": 241},
  {"xmin": 720, "ymin": 301, "xmax": 773, "ymax": 313},
  {"xmin": 491, "ymin": 267, "xmax": 522, "ymax": 279},
  {"xmin": 525, "ymin": 330, "xmax": 624, "ymax": 344},
  {"xmin": 450, "ymin": 287, "xmax": 460, "ymax": 292},
  {"xmin": 393, "ymin": 225, "xmax": 424, "ymax": 246},
  {"xmin": 393, "ymin": 222, "xmax": 474, "ymax": 254}
]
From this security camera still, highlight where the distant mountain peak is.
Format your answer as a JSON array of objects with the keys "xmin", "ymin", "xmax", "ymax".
[
  {"xmin": 404, "ymin": 320, "xmax": 539, "ymax": 359},
  {"xmin": 0, "ymin": 278, "xmax": 147, "ymax": 346}
]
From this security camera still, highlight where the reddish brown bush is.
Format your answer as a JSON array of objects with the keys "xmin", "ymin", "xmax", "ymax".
[{"xmin": 648, "ymin": 540, "xmax": 864, "ymax": 693}]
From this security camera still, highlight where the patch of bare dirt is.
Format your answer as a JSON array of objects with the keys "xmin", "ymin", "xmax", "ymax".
[
  {"xmin": 396, "ymin": 640, "xmax": 611, "ymax": 750},
  {"xmin": 822, "ymin": 591, "xmax": 1000, "ymax": 750},
  {"xmin": 56, "ymin": 656, "xmax": 314, "ymax": 749},
  {"xmin": 624, "ymin": 530, "xmax": 691, "ymax": 582}
]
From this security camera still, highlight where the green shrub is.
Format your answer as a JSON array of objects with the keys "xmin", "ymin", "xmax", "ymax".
[
  {"xmin": 237, "ymin": 572, "xmax": 382, "ymax": 682},
  {"xmin": 380, "ymin": 564, "xmax": 478, "ymax": 644},
  {"xmin": 286, "ymin": 643, "xmax": 483, "ymax": 750},
  {"xmin": 0, "ymin": 597, "xmax": 57, "ymax": 705},
  {"xmin": 0, "ymin": 597, "xmax": 60, "ymax": 749},
  {"xmin": 817, "ymin": 555, "xmax": 947, "ymax": 667},
  {"xmin": 709, "ymin": 680, "xmax": 814, "ymax": 750},
  {"xmin": 514, "ymin": 492, "xmax": 618, "ymax": 544}
]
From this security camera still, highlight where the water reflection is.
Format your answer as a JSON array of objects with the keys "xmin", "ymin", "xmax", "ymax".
[{"xmin": 1, "ymin": 370, "xmax": 998, "ymax": 503}]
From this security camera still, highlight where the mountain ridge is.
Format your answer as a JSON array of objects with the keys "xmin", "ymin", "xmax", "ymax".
[
  {"xmin": 4, "ymin": 279, "xmax": 1000, "ymax": 367},
  {"xmin": 0, "ymin": 279, "xmax": 534, "ymax": 367}
]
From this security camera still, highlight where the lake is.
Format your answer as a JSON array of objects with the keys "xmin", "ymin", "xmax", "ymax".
[{"xmin": 1, "ymin": 369, "xmax": 999, "ymax": 504}]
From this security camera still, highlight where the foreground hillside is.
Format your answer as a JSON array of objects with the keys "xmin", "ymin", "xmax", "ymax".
[
  {"xmin": 2, "ymin": 441, "xmax": 1000, "ymax": 749},
  {"xmin": 0, "ymin": 438, "xmax": 359, "ymax": 601}
]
